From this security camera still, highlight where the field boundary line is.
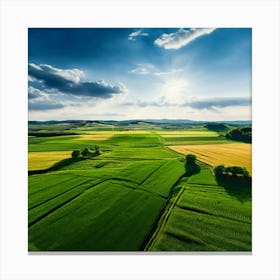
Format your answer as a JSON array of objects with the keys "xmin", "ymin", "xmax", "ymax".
[
  {"xmin": 138, "ymin": 161, "xmax": 167, "ymax": 186},
  {"xmin": 28, "ymin": 179, "xmax": 110, "ymax": 228},
  {"xmin": 29, "ymin": 176, "xmax": 79, "ymax": 196},
  {"xmin": 28, "ymin": 193, "xmax": 82, "ymax": 228},
  {"xmin": 109, "ymin": 178, "xmax": 167, "ymax": 199},
  {"xmin": 29, "ymin": 179, "xmax": 95, "ymax": 210},
  {"xmin": 175, "ymin": 204, "xmax": 251, "ymax": 225},
  {"xmin": 144, "ymin": 185, "xmax": 186, "ymax": 251}
]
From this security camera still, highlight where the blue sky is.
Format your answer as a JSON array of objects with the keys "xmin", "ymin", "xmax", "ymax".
[{"xmin": 28, "ymin": 28, "xmax": 251, "ymax": 121}]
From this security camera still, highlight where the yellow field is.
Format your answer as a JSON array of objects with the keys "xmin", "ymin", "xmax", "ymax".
[
  {"xmin": 169, "ymin": 143, "xmax": 252, "ymax": 174},
  {"xmin": 77, "ymin": 130, "xmax": 151, "ymax": 140},
  {"xmin": 28, "ymin": 151, "xmax": 71, "ymax": 170},
  {"xmin": 78, "ymin": 134, "xmax": 114, "ymax": 140}
]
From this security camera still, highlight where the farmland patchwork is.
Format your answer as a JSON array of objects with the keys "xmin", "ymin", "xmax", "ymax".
[{"xmin": 28, "ymin": 126, "xmax": 252, "ymax": 251}]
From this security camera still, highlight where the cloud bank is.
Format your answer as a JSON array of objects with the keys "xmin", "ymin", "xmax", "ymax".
[
  {"xmin": 186, "ymin": 97, "xmax": 250, "ymax": 109},
  {"xmin": 123, "ymin": 97, "xmax": 250, "ymax": 110},
  {"xmin": 28, "ymin": 63, "xmax": 127, "ymax": 98},
  {"xmin": 155, "ymin": 28, "xmax": 216, "ymax": 50},
  {"xmin": 28, "ymin": 87, "xmax": 65, "ymax": 110},
  {"xmin": 129, "ymin": 63, "xmax": 183, "ymax": 76}
]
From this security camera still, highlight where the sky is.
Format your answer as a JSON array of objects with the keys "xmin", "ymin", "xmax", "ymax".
[{"xmin": 28, "ymin": 28, "xmax": 251, "ymax": 121}]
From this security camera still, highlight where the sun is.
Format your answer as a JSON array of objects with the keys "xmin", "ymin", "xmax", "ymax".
[
  {"xmin": 161, "ymin": 78, "xmax": 189, "ymax": 103},
  {"xmin": 163, "ymin": 78, "xmax": 188, "ymax": 92}
]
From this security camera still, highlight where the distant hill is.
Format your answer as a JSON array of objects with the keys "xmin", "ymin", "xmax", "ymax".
[{"xmin": 29, "ymin": 119, "xmax": 252, "ymax": 126}]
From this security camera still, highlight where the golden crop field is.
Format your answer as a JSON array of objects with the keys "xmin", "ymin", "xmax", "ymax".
[
  {"xmin": 169, "ymin": 143, "xmax": 252, "ymax": 174},
  {"xmin": 77, "ymin": 130, "xmax": 151, "ymax": 140},
  {"xmin": 78, "ymin": 134, "xmax": 114, "ymax": 140},
  {"xmin": 28, "ymin": 151, "xmax": 71, "ymax": 171}
]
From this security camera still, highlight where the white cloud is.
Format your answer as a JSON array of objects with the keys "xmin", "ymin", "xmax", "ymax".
[
  {"xmin": 28, "ymin": 87, "xmax": 65, "ymax": 110},
  {"xmin": 128, "ymin": 29, "xmax": 149, "ymax": 41},
  {"xmin": 122, "ymin": 95, "xmax": 251, "ymax": 111},
  {"xmin": 154, "ymin": 69, "xmax": 184, "ymax": 76},
  {"xmin": 28, "ymin": 63, "xmax": 127, "ymax": 98},
  {"xmin": 154, "ymin": 28, "xmax": 216, "ymax": 50},
  {"xmin": 129, "ymin": 63, "xmax": 184, "ymax": 76},
  {"xmin": 129, "ymin": 63, "xmax": 155, "ymax": 75},
  {"xmin": 28, "ymin": 86, "xmax": 46, "ymax": 99},
  {"xmin": 29, "ymin": 63, "xmax": 84, "ymax": 83}
]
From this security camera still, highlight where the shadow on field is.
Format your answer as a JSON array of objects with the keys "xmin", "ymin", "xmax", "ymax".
[
  {"xmin": 216, "ymin": 175, "xmax": 252, "ymax": 203},
  {"xmin": 28, "ymin": 157, "xmax": 84, "ymax": 175}
]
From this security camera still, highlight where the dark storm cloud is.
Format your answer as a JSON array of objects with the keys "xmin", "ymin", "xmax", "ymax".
[{"xmin": 28, "ymin": 63, "xmax": 127, "ymax": 98}]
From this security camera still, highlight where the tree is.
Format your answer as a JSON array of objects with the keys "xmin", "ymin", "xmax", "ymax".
[
  {"xmin": 81, "ymin": 147, "xmax": 101, "ymax": 158},
  {"xmin": 71, "ymin": 149, "xmax": 81, "ymax": 159},
  {"xmin": 186, "ymin": 154, "xmax": 197, "ymax": 165},
  {"xmin": 205, "ymin": 123, "xmax": 228, "ymax": 132},
  {"xmin": 213, "ymin": 165, "xmax": 225, "ymax": 177},
  {"xmin": 213, "ymin": 164, "xmax": 250, "ymax": 179},
  {"xmin": 225, "ymin": 127, "xmax": 252, "ymax": 143},
  {"xmin": 185, "ymin": 154, "xmax": 200, "ymax": 176},
  {"xmin": 94, "ymin": 145, "xmax": 101, "ymax": 155},
  {"xmin": 224, "ymin": 166, "xmax": 249, "ymax": 176},
  {"xmin": 243, "ymin": 169, "xmax": 249, "ymax": 177},
  {"xmin": 81, "ymin": 147, "xmax": 92, "ymax": 157}
]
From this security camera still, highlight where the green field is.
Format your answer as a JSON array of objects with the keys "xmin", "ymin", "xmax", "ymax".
[
  {"xmin": 28, "ymin": 122, "xmax": 252, "ymax": 251},
  {"xmin": 146, "ymin": 165, "xmax": 251, "ymax": 251}
]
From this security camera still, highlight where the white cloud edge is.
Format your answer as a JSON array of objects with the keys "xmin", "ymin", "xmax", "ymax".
[
  {"xmin": 154, "ymin": 28, "xmax": 216, "ymax": 50},
  {"xmin": 128, "ymin": 29, "xmax": 149, "ymax": 41}
]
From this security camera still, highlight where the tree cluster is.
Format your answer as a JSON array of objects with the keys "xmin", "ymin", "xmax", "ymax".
[
  {"xmin": 225, "ymin": 127, "xmax": 252, "ymax": 143},
  {"xmin": 205, "ymin": 123, "xmax": 228, "ymax": 132},
  {"xmin": 213, "ymin": 165, "xmax": 249, "ymax": 178},
  {"xmin": 72, "ymin": 146, "xmax": 101, "ymax": 159}
]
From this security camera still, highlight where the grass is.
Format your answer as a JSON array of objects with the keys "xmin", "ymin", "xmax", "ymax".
[
  {"xmin": 28, "ymin": 152, "xmax": 185, "ymax": 250},
  {"xmin": 29, "ymin": 181, "xmax": 166, "ymax": 251},
  {"xmin": 104, "ymin": 133, "xmax": 161, "ymax": 146},
  {"xmin": 187, "ymin": 168, "xmax": 218, "ymax": 185},
  {"xmin": 102, "ymin": 146, "xmax": 180, "ymax": 160},
  {"xmin": 146, "ymin": 164, "xmax": 251, "ymax": 251},
  {"xmin": 28, "ymin": 127, "xmax": 252, "ymax": 251},
  {"xmin": 156, "ymin": 129, "xmax": 218, "ymax": 136},
  {"xmin": 59, "ymin": 159, "xmax": 128, "ymax": 170},
  {"xmin": 156, "ymin": 129, "xmax": 231, "ymax": 145},
  {"xmin": 152, "ymin": 208, "xmax": 251, "ymax": 251},
  {"xmin": 168, "ymin": 143, "xmax": 252, "ymax": 174},
  {"xmin": 140, "ymin": 160, "xmax": 185, "ymax": 197},
  {"xmin": 29, "ymin": 179, "xmax": 101, "ymax": 225},
  {"xmin": 28, "ymin": 135, "xmax": 108, "ymax": 152},
  {"xmin": 164, "ymin": 136, "xmax": 230, "ymax": 144}
]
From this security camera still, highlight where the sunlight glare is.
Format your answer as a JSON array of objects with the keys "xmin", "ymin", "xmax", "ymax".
[{"xmin": 161, "ymin": 78, "xmax": 189, "ymax": 103}]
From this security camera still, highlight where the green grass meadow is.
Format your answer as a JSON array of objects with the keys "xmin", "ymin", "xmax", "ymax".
[
  {"xmin": 146, "ymin": 165, "xmax": 251, "ymax": 251},
  {"xmin": 28, "ymin": 125, "xmax": 252, "ymax": 251}
]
